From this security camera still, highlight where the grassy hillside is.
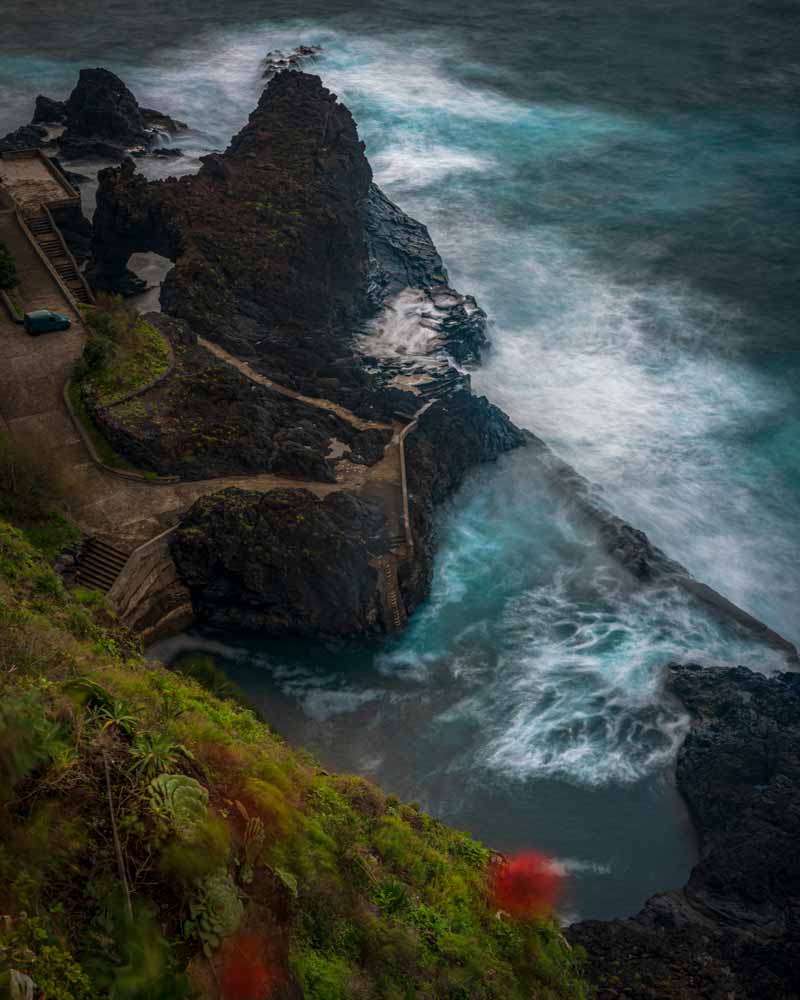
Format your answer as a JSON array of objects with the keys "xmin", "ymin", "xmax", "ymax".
[{"xmin": 0, "ymin": 513, "xmax": 590, "ymax": 999}]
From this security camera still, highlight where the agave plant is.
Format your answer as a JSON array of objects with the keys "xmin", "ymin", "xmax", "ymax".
[
  {"xmin": 147, "ymin": 773, "xmax": 209, "ymax": 843},
  {"xmin": 94, "ymin": 699, "xmax": 137, "ymax": 737},
  {"xmin": 128, "ymin": 733, "xmax": 193, "ymax": 777},
  {"xmin": 184, "ymin": 869, "xmax": 244, "ymax": 956}
]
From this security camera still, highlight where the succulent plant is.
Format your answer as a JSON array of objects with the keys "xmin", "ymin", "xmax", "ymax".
[
  {"xmin": 184, "ymin": 869, "xmax": 243, "ymax": 956},
  {"xmin": 147, "ymin": 773, "xmax": 209, "ymax": 843}
]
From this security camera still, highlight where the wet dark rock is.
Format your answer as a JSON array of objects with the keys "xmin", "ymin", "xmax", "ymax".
[
  {"xmin": 363, "ymin": 184, "xmax": 489, "ymax": 364},
  {"xmin": 262, "ymin": 44, "xmax": 322, "ymax": 78},
  {"xmin": 57, "ymin": 68, "xmax": 184, "ymax": 160},
  {"xmin": 86, "ymin": 259, "xmax": 148, "ymax": 296},
  {"xmin": 151, "ymin": 146, "xmax": 183, "ymax": 158},
  {"xmin": 140, "ymin": 108, "xmax": 188, "ymax": 134},
  {"xmin": 364, "ymin": 184, "xmax": 449, "ymax": 300},
  {"xmin": 49, "ymin": 202, "xmax": 94, "ymax": 263},
  {"xmin": 171, "ymin": 487, "xmax": 388, "ymax": 635},
  {"xmin": 0, "ymin": 123, "xmax": 48, "ymax": 152},
  {"xmin": 32, "ymin": 95, "xmax": 67, "ymax": 124},
  {"xmin": 59, "ymin": 68, "xmax": 150, "ymax": 158},
  {"xmin": 568, "ymin": 663, "xmax": 800, "ymax": 1000},
  {"xmin": 93, "ymin": 72, "xmax": 372, "ymax": 368}
]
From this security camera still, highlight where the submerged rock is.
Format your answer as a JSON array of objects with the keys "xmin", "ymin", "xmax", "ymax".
[{"xmin": 569, "ymin": 663, "xmax": 800, "ymax": 999}]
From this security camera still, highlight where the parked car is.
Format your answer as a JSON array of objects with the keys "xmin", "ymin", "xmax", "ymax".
[{"xmin": 23, "ymin": 309, "xmax": 71, "ymax": 335}]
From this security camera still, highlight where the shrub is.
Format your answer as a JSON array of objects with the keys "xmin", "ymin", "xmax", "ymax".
[
  {"xmin": 0, "ymin": 241, "xmax": 17, "ymax": 290},
  {"xmin": 75, "ymin": 295, "xmax": 169, "ymax": 404},
  {"xmin": 0, "ymin": 431, "xmax": 64, "ymax": 524}
]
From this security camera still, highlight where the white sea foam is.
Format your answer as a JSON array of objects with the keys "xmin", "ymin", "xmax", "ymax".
[
  {"xmin": 548, "ymin": 858, "xmax": 612, "ymax": 877},
  {"xmin": 362, "ymin": 288, "xmax": 445, "ymax": 358},
  {"xmin": 371, "ymin": 142, "xmax": 497, "ymax": 189}
]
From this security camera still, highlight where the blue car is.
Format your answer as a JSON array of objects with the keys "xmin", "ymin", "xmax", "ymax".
[{"xmin": 24, "ymin": 309, "xmax": 72, "ymax": 335}]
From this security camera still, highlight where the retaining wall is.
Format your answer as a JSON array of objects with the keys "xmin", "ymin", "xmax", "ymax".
[{"xmin": 107, "ymin": 526, "xmax": 193, "ymax": 640}]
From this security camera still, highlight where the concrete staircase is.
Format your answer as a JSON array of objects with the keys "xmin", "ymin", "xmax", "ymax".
[
  {"xmin": 76, "ymin": 537, "xmax": 130, "ymax": 593},
  {"xmin": 25, "ymin": 210, "xmax": 93, "ymax": 306}
]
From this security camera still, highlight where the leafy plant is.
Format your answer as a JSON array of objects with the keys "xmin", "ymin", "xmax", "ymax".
[
  {"xmin": 147, "ymin": 773, "xmax": 209, "ymax": 843},
  {"xmin": 274, "ymin": 866, "xmax": 299, "ymax": 899},
  {"xmin": 0, "ymin": 690, "xmax": 63, "ymax": 797},
  {"xmin": 184, "ymin": 869, "xmax": 243, "ymax": 956},
  {"xmin": 128, "ymin": 733, "xmax": 192, "ymax": 777},
  {"xmin": 94, "ymin": 700, "xmax": 137, "ymax": 737},
  {"xmin": 374, "ymin": 877, "xmax": 411, "ymax": 917}
]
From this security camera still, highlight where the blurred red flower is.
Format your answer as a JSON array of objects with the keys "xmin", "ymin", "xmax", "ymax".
[
  {"xmin": 492, "ymin": 851, "xmax": 560, "ymax": 918},
  {"xmin": 219, "ymin": 931, "xmax": 275, "ymax": 1000}
]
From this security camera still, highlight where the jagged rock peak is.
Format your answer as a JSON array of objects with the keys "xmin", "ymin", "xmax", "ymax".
[
  {"xmin": 225, "ymin": 70, "xmax": 369, "ymax": 170},
  {"xmin": 64, "ymin": 67, "xmax": 148, "ymax": 144}
]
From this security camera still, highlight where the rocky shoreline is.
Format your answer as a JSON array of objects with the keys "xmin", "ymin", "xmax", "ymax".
[
  {"xmin": 4, "ymin": 62, "xmax": 799, "ymax": 998},
  {"xmin": 569, "ymin": 663, "xmax": 800, "ymax": 999}
]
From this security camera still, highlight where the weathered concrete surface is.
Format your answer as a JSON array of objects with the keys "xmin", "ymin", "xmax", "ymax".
[{"xmin": 0, "ymin": 151, "xmax": 78, "ymax": 213}]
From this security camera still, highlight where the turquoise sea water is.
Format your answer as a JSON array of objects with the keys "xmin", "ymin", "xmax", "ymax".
[{"xmin": 3, "ymin": 1, "xmax": 798, "ymax": 918}]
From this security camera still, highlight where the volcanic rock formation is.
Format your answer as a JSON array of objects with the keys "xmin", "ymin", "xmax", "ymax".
[{"xmin": 569, "ymin": 663, "xmax": 800, "ymax": 1000}]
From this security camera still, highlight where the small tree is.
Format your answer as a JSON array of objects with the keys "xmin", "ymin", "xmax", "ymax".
[{"xmin": 0, "ymin": 241, "xmax": 18, "ymax": 290}]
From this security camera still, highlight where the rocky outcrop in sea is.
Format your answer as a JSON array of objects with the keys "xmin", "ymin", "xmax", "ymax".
[
  {"xmin": 0, "ymin": 66, "xmax": 186, "ymax": 160},
  {"xmin": 569, "ymin": 663, "xmax": 800, "ymax": 999}
]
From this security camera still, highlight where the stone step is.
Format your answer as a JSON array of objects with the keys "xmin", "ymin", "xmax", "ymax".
[
  {"xmin": 75, "ymin": 538, "xmax": 131, "ymax": 593},
  {"xmin": 79, "ymin": 553, "xmax": 124, "ymax": 575}
]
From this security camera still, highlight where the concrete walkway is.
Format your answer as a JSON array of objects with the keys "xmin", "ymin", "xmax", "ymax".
[
  {"xmin": 198, "ymin": 336, "xmax": 392, "ymax": 433},
  {"xmin": 198, "ymin": 335, "xmax": 409, "ymax": 549}
]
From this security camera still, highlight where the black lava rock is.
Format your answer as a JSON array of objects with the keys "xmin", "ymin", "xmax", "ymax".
[
  {"xmin": 32, "ymin": 95, "xmax": 67, "ymax": 124},
  {"xmin": 171, "ymin": 487, "xmax": 388, "ymax": 635},
  {"xmin": 568, "ymin": 663, "xmax": 800, "ymax": 1000}
]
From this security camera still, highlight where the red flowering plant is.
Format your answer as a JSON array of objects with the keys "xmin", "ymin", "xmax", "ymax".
[{"xmin": 491, "ymin": 851, "xmax": 561, "ymax": 918}]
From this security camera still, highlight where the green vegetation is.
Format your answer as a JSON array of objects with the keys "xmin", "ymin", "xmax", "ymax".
[
  {"xmin": 75, "ymin": 294, "xmax": 170, "ymax": 406},
  {"xmin": 0, "ymin": 512, "xmax": 591, "ymax": 998},
  {"xmin": 0, "ymin": 240, "xmax": 18, "ymax": 291},
  {"xmin": 66, "ymin": 381, "xmax": 148, "ymax": 475},
  {"xmin": 0, "ymin": 431, "xmax": 81, "ymax": 559}
]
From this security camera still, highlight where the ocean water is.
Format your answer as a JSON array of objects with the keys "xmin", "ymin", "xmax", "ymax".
[{"xmin": 3, "ymin": 0, "xmax": 798, "ymax": 919}]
